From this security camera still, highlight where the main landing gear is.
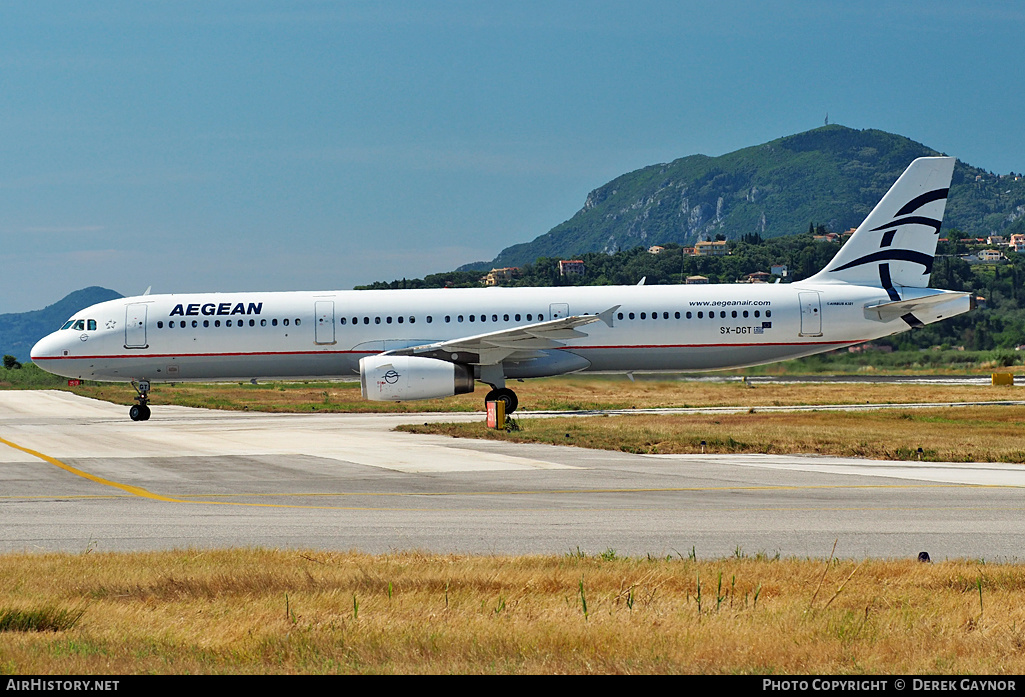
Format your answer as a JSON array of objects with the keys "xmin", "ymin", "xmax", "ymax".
[
  {"xmin": 484, "ymin": 387, "xmax": 518, "ymax": 414},
  {"xmin": 130, "ymin": 380, "xmax": 151, "ymax": 421}
]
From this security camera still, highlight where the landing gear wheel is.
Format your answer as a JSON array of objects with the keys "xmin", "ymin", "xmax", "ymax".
[
  {"xmin": 485, "ymin": 387, "xmax": 518, "ymax": 414},
  {"xmin": 130, "ymin": 380, "xmax": 152, "ymax": 422}
]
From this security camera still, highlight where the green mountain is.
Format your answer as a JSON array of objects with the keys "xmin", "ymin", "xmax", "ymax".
[
  {"xmin": 476, "ymin": 125, "xmax": 1025, "ymax": 269},
  {"xmin": 0, "ymin": 287, "xmax": 123, "ymax": 362}
]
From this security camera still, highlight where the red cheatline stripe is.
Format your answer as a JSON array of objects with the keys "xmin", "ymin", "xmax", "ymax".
[{"xmin": 33, "ymin": 340, "xmax": 860, "ymax": 361}]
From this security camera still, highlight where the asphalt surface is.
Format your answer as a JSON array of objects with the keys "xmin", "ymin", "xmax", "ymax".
[{"xmin": 2, "ymin": 390, "xmax": 1024, "ymax": 560}]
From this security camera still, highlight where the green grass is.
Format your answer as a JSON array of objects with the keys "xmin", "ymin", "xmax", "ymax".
[{"xmin": 0, "ymin": 606, "xmax": 85, "ymax": 632}]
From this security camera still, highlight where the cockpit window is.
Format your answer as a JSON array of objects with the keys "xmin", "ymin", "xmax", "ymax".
[
  {"xmin": 61, "ymin": 320, "xmax": 75, "ymax": 330},
  {"xmin": 87, "ymin": 320, "xmax": 97, "ymax": 331},
  {"xmin": 72, "ymin": 320, "xmax": 85, "ymax": 331}
]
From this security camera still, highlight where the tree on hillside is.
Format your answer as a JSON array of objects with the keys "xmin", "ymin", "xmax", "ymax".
[{"xmin": 3, "ymin": 355, "xmax": 22, "ymax": 370}]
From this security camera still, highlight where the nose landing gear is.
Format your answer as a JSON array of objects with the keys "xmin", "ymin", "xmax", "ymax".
[{"xmin": 130, "ymin": 380, "xmax": 151, "ymax": 421}]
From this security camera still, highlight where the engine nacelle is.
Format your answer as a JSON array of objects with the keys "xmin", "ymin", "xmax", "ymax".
[{"xmin": 359, "ymin": 355, "xmax": 475, "ymax": 401}]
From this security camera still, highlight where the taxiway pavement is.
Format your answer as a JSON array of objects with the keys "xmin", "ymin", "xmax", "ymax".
[{"xmin": 2, "ymin": 391, "xmax": 1023, "ymax": 559}]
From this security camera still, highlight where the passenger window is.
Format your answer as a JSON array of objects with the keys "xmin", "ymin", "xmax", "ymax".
[
  {"xmin": 766, "ymin": 310, "xmax": 772, "ymax": 318},
  {"xmin": 227, "ymin": 320, "xmax": 233, "ymax": 327},
  {"xmin": 272, "ymin": 319, "xmax": 277, "ymax": 326},
  {"xmin": 686, "ymin": 312, "xmax": 692, "ymax": 319},
  {"xmin": 754, "ymin": 311, "xmax": 760, "ymax": 318},
  {"xmin": 295, "ymin": 319, "xmax": 301, "ymax": 325},
  {"xmin": 732, "ymin": 311, "xmax": 737, "ymax": 318},
  {"xmin": 409, "ymin": 316, "xmax": 415, "ymax": 324},
  {"xmin": 215, "ymin": 320, "xmax": 221, "ymax": 327},
  {"xmin": 426, "ymin": 316, "xmax": 432, "ymax": 324},
  {"xmin": 204, "ymin": 320, "xmax": 210, "ymax": 327},
  {"xmin": 284, "ymin": 319, "xmax": 290, "ymax": 326},
  {"xmin": 515, "ymin": 314, "xmax": 521, "ymax": 321},
  {"xmin": 674, "ymin": 312, "xmax": 680, "ymax": 319},
  {"xmin": 445, "ymin": 316, "xmax": 451, "ymax": 323},
  {"xmin": 617, "ymin": 312, "xmax": 624, "ymax": 320},
  {"xmin": 261, "ymin": 319, "xmax": 266, "ymax": 326},
  {"xmin": 743, "ymin": 311, "xmax": 749, "ymax": 318},
  {"xmin": 458, "ymin": 315, "xmax": 464, "ymax": 322},
  {"xmin": 492, "ymin": 314, "xmax": 498, "ymax": 322},
  {"xmin": 157, "ymin": 321, "xmax": 164, "ymax": 329},
  {"xmin": 386, "ymin": 317, "xmax": 392, "ymax": 324},
  {"xmin": 375, "ymin": 317, "xmax": 381, "ymax": 324},
  {"xmin": 640, "ymin": 312, "xmax": 646, "ymax": 320},
  {"xmin": 470, "ymin": 315, "xmax": 475, "ymax": 322},
  {"xmin": 340, "ymin": 317, "xmax": 346, "ymax": 325},
  {"xmin": 526, "ymin": 314, "xmax": 533, "ymax": 321},
  {"xmin": 503, "ymin": 314, "xmax": 509, "ymax": 322},
  {"xmin": 628, "ymin": 312, "xmax": 635, "ymax": 320}
]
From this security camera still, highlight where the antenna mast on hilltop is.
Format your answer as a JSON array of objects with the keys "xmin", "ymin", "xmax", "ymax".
[{"xmin": 824, "ymin": 112, "xmax": 829, "ymax": 126}]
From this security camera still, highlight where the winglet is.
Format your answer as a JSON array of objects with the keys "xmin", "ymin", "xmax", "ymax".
[{"xmin": 597, "ymin": 305, "xmax": 620, "ymax": 328}]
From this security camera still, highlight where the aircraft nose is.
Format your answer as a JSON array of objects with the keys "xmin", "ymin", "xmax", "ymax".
[{"xmin": 31, "ymin": 332, "xmax": 62, "ymax": 362}]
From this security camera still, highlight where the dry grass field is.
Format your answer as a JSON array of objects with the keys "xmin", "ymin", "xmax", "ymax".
[
  {"xmin": 2, "ymin": 549, "xmax": 1025, "ymax": 674},
  {"xmin": 400, "ymin": 404, "xmax": 1025, "ymax": 463}
]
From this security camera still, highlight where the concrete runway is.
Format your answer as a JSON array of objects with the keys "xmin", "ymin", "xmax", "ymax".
[{"xmin": 2, "ymin": 390, "xmax": 1024, "ymax": 560}]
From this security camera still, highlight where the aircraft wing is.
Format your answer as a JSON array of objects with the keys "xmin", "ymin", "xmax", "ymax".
[
  {"xmin": 864, "ymin": 291, "xmax": 972, "ymax": 323},
  {"xmin": 384, "ymin": 305, "xmax": 619, "ymax": 365}
]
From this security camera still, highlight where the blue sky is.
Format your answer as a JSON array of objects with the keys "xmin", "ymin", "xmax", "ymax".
[{"xmin": 2, "ymin": 1, "xmax": 1022, "ymax": 312}]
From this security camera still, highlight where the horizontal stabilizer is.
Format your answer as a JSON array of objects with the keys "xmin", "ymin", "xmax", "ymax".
[{"xmin": 864, "ymin": 291, "xmax": 972, "ymax": 322}]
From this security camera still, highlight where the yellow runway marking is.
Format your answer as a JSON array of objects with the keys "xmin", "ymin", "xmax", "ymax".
[
  {"xmin": 173, "ymin": 482, "xmax": 1011, "ymax": 499},
  {"xmin": 0, "ymin": 436, "xmax": 181, "ymax": 503}
]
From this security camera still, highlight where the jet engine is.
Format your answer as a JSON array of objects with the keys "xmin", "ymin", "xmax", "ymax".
[{"xmin": 359, "ymin": 354, "xmax": 475, "ymax": 401}]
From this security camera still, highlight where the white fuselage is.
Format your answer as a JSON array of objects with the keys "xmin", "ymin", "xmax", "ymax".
[{"xmin": 30, "ymin": 281, "xmax": 968, "ymax": 384}]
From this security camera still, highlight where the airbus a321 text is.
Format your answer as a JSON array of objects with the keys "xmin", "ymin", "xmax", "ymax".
[{"xmin": 33, "ymin": 157, "xmax": 973, "ymax": 421}]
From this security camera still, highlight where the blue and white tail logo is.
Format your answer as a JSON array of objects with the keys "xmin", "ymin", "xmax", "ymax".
[{"xmin": 807, "ymin": 157, "xmax": 955, "ymax": 291}]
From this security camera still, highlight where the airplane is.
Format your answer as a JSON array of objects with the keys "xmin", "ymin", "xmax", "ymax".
[{"xmin": 32, "ymin": 156, "xmax": 973, "ymax": 421}]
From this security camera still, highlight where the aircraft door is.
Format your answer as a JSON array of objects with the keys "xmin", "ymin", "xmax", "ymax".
[
  {"xmin": 549, "ymin": 303, "xmax": 569, "ymax": 320},
  {"xmin": 315, "ymin": 301, "xmax": 336, "ymax": 344},
  {"xmin": 798, "ymin": 292, "xmax": 822, "ymax": 337},
  {"xmin": 124, "ymin": 303, "xmax": 148, "ymax": 349}
]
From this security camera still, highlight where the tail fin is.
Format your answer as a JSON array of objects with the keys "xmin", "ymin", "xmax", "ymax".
[{"xmin": 805, "ymin": 156, "xmax": 955, "ymax": 290}]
